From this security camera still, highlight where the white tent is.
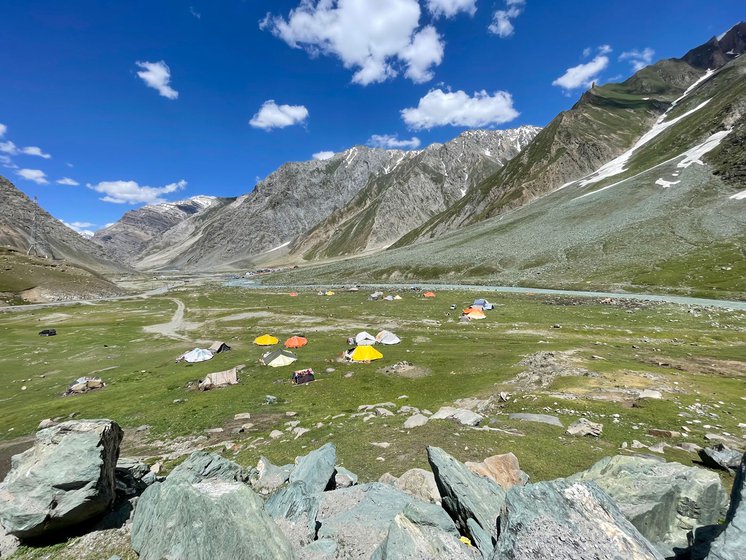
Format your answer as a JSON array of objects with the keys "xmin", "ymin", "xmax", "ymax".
[
  {"xmin": 376, "ymin": 330, "xmax": 401, "ymax": 345},
  {"xmin": 383, "ymin": 295, "xmax": 394, "ymax": 301},
  {"xmin": 199, "ymin": 366, "xmax": 242, "ymax": 390},
  {"xmin": 355, "ymin": 331, "xmax": 377, "ymax": 346},
  {"xmin": 260, "ymin": 349, "xmax": 298, "ymax": 368},
  {"xmin": 181, "ymin": 348, "xmax": 214, "ymax": 363}
]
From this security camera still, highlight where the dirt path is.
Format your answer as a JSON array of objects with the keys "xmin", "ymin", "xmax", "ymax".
[{"xmin": 142, "ymin": 298, "xmax": 199, "ymax": 341}]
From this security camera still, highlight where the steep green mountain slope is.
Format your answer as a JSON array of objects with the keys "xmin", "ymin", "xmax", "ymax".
[{"xmin": 266, "ymin": 53, "xmax": 746, "ymax": 299}]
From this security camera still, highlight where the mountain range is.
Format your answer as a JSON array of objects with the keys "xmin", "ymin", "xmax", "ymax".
[{"xmin": 1, "ymin": 22, "xmax": 744, "ymax": 299}]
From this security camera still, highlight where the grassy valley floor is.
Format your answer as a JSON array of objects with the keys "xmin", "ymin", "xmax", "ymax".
[{"xmin": 1, "ymin": 285, "xmax": 745, "ymax": 558}]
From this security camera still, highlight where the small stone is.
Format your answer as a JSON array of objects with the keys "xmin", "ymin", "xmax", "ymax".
[
  {"xmin": 136, "ymin": 424, "xmax": 151, "ymax": 432},
  {"xmin": 286, "ymin": 411, "xmax": 297, "ymax": 417},
  {"xmin": 647, "ymin": 429, "xmax": 681, "ymax": 438},
  {"xmin": 265, "ymin": 395, "xmax": 278, "ymax": 404},
  {"xmin": 678, "ymin": 442, "xmax": 702, "ymax": 453},
  {"xmin": 404, "ymin": 414, "xmax": 429, "ymax": 429},
  {"xmin": 566, "ymin": 418, "xmax": 603, "ymax": 437},
  {"xmin": 398, "ymin": 395, "xmax": 409, "ymax": 399},
  {"xmin": 325, "ymin": 368, "xmax": 335, "ymax": 373},
  {"xmin": 344, "ymin": 373, "xmax": 353, "ymax": 378},
  {"xmin": 205, "ymin": 428, "xmax": 224, "ymax": 434},
  {"xmin": 648, "ymin": 442, "xmax": 668, "ymax": 453},
  {"xmin": 234, "ymin": 413, "xmax": 251, "ymax": 421},
  {"xmin": 371, "ymin": 442, "xmax": 391, "ymax": 449},
  {"xmin": 37, "ymin": 418, "xmax": 56, "ymax": 430},
  {"xmin": 293, "ymin": 427, "xmax": 310, "ymax": 439},
  {"xmin": 270, "ymin": 430, "xmax": 284, "ymax": 439},
  {"xmin": 639, "ymin": 389, "xmax": 662, "ymax": 400},
  {"xmin": 631, "ymin": 440, "xmax": 647, "ymax": 449},
  {"xmin": 375, "ymin": 408, "xmax": 394, "ymax": 417}
]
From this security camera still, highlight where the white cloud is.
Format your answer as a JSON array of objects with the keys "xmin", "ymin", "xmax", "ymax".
[
  {"xmin": 261, "ymin": 0, "xmax": 445, "ymax": 85},
  {"xmin": 21, "ymin": 146, "xmax": 51, "ymax": 159},
  {"xmin": 189, "ymin": 6, "xmax": 201, "ymax": 19},
  {"xmin": 426, "ymin": 0, "xmax": 476, "ymax": 18},
  {"xmin": 0, "ymin": 123, "xmax": 6, "ymax": 138},
  {"xmin": 598, "ymin": 44, "xmax": 612, "ymax": 55},
  {"xmin": 87, "ymin": 179, "xmax": 187, "ymax": 204},
  {"xmin": 368, "ymin": 134, "xmax": 421, "ymax": 149},
  {"xmin": 56, "ymin": 177, "xmax": 80, "ymax": 186},
  {"xmin": 62, "ymin": 221, "xmax": 96, "ymax": 238},
  {"xmin": 135, "ymin": 60, "xmax": 179, "ymax": 100},
  {"xmin": 0, "ymin": 141, "xmax": 17, "ymax": 155},
  {"xmin": 16, "ymin": 168, "xmax": 49, "ymax": 185},
  {"xmin": 619, "ymin": 48, "xmax": 655, "ymax": 71},
  {"xmin": 313, "ymin": 151, "xmax": 336, "ymax": 160},
  {"xmin": 552, "ymin": 54, "xmax": 609, "ymax": 91},
  {"xmin": 0, "ymin": 155, "xmax": 17, "ymax": 169},
  {"xmin": 582, "ymin": 47, "xmax": 591, "ymax": 58},
  {"xmin": 401, "ymin": 88, "xmax": 519, "ymax": 130},
  {"xmin": 249, "ymin": 100, "xmax": 309, "ymax": 130},
  {"xmin": 488, "ymin": 0, "xmax": 525, "ymax": 38}
]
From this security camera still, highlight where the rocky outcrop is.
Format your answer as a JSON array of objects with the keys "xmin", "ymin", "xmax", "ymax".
[
  {"xmin": 372, "ymin": 501, "xmax": 477, "ymax": 560},
  {"xmin": 131, "ymin": 452, "xmax": 293, "ymax": 560},
  {"xmin": 699, "ymin": 444, "xmax": 744, "ymax": 472},
  {"xmin": 289, "ymin": 443, "xmax": 337, "ymax": 493},
  {"xmin": 427, "ymin": 446, "xmax": 506, "ymax": 557},
  {"xmin": 0, "ymin": 523, "xmax": 19, "ymax": 558},
  {"xmin": 566, "ymin": 418, "xmax": 603, "ymax": 437},
  {"xmin": 392, "ymin": 468, "xmax": 442, "ymax": 504},
  {"xmin": 251, "ymin": 457, "xmax": 294, "ymax": 495},
  {"xmin": 430, "ymin": 407, "xmax": 484, "ymax": 427},
  {"xmin": 570, "ymin": 455, "xmax": 727, "ymax": 556},
  {"xmin": 706, "ymin": 452, "xmax": 746, "ymax": 560},
  {"xmin": 0, "ymin": 419, "xmax": 123, "ymax": 539},
  {"xmin": 493, "ymin": 479, "xmax": 664, "ymax": 559}
]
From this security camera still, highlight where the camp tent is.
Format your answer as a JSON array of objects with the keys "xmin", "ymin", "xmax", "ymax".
[
  {"xmin": 260, "ymin": 349, "xmax": 298, "ymax": 367},
  {"xmin": 199, "ymin": 366, "xmax": 242, "ymax": 390},
  {"xmin": 209, "ymin": 341, "xmax": 231, "ymax": 354},
  {"xmin": 350, "ymin": 345, "xmax": 383, "ymax": 362},
  {"xmin": 383, "ymin": 295, "xmax": 394, "ymax": 301},
  {"xmin": 473, "ymin": 298, "xmax": 487, "ymax": 306},
  {"xmin": 463, "ymin": 306, "xmax": 482, "ymax": 314},
  {"xmin": 423, "ymin": 291, "xmax": 436, "ymax": 298},
  {"xmin": 465, "ymin": 309, "xmax": 486, "ymax": 320},
  {"xmin": 474, "ymin": 298, "xmax": 494, "ymax": 310},
  {"xmin": 285, "ymin": 336, "xmax": 308, "ymax": 349},
  {"xmin": 393, "ymin": 295, "xmax": 403, "ymax": 300},
  {"xmin": 369, "ymin": 291, "xmax": 384, "ymax": 301},
  {"xmin": 180, "ymin": 348, "xmax": 214, "ymax": 363},
  {"xmin": 289, "ymin": 292, "xmax": 298, "ymax": 297},
  {"xmin": 355, "ymin": 331, "xmax": 377, "ymax": 346},
  {"xmin": 254, "ymin": 334, "xmax": 279, "ymax": 346},
  {"xmin": 376, "ymin": 330, "xmax": 401, "ymax": 345},
  {"xmin": 292, "ymin": 368, "xmax": 315, "ymax": 384}
]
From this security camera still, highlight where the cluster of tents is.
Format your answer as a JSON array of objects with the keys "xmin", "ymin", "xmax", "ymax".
[
  {"xmin": 341, "ymin": 329, "xmax": 401, "ymax": 362},
  {"xmin": 460, "ymin": 298, "xmax": 494, "ymax": 321},
  {"xmin": 368, "ymin": 291, "xmax": 403, "ymax": 301},
  {"xmin": 254, "ymin": 334, "xmax": 309, "ymax": 368}
]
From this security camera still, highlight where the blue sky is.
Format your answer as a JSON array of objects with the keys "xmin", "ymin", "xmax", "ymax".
[{"xmin": 1, "ymin": 0, "xmax": 742, "ymax": 235}]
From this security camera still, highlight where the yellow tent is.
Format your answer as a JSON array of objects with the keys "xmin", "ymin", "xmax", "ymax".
[
  {"xmin": 254, "ymin": 334, "xmax": 279, "ymax": 346},
  {"xmin": 350, "ymin": 345, "xmax": 383, "ymax": 362}
]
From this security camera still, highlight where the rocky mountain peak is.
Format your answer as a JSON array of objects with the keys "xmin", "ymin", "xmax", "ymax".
[{"xmin": 683, "ymin": 21, "xmax": 746, "ymax": 69}]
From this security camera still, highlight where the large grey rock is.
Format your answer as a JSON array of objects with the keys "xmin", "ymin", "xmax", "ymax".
[
  {"xmin": 492, "ymin": 479, "xmax": 664, "ymax": 560},
  {"xmin": 252, "ymin": 457, "xmax": 294, "ymax": 495},
  {"xmin": 372, "ymin": 501, "xmax": 478, "ymax": 560},
  {"xmin": 403, "ymin": 414, "xmax": 429, "ymax": 429},
  {"xmin": 706, "ymin": 452, "xmax": 746, "ymax": 560},
  {"xmin": 431, "ymin": 407, "xmax": 484, "ymax": 427},
  {"xmin": 0, "ymin": 419, "xmax": 123, "ymax": 539},
  {"xmin": 290, "ymin": 443, "xmax": 337, "ymax": 494},
  {"xmin": 570, "ymin": 455, "xmax": 727, "ymax": 557},
  {"xmin": 316, "ymin": 483, "xmax": 417, "ymax": 558},
  {"xmin": 508, "ymin": 413, "xmax": 563, "ymax": 427},
  {"xmin": 265, "ymin": 481, "xmax": 320, "ymax": 550},
  {"xmin": 115, "ymin": 457, "xmax": 153, "ymax": 497},
  {"xmin": 699, "ymin": 445, "xmax": 744, "ymax": 472},
  {"xmin": 131, "ymin": 452, "xmax": 294, "ymax": 560},
  {"xmin": 427, "ymin": 446, "xmax": 506, "ymax": 557},
  {"xmin": 395, "ymin": 468, "xmax": 441, "ymax": 504},
  {"xmin": 566, "ymin": 418, "xmax": 603, "ymax": 437}
]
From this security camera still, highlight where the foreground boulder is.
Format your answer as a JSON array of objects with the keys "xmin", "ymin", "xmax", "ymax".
[
  {"xmin": 289, "ymin": 442, "xmax": 337, "ymax": 493},
  {"xmin": 465, "ymin": 453, "xmax": 528, "ymax": 491},
  {"xmin": 372, "ymin": 501, "xmax": 478, "ymax": 559},
  {"xmin": 0, "ymin": 523, "xmax": 19, "ymax": 558},
  {"xmin": 570, "ymin": 455, "xmax": 727, "ymax": 557},
  {"xmin": 251, "ymin": 457, "xmax": 294, "ymax": 495},
  {"xmin": 493, "ymin": 479, "xmax": 664, "ymax": 559},
  {"xmin": 706, "ymin": 452, "xmax": 746, "ymax": 560},
  {"xmin": 427, "ymin": 446, "xmax": 505, "ymax": 557},
  {"xmin": 699, "ymin": 444, "xmax": 744, "ymax": 472},
  {"xmin": 393, "ymin": 468, "xmax": 441, "ymax": 504},
  {"xmin": 131, "ymin": 452, "xmax": 294, "ymax": 560},
  {"xmin": 0, "ymin": 419, "xmax": 123, "ymax": 539}
]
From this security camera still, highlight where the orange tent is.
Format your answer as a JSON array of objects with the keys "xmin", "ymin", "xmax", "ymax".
[
  {"xmin": 423, "ymin": 291, "xmax": 436, "ymax": 298},
  {"xmin": 465, "ymin": 309, "xmax": 486, "ymax": 320},
  {"xmin": 284, "ymin": 336, "xmax": 308, "ymax": 349},
  {"xmin": 289, "ymin": 292, "xmax": 298, "ymax": 297}
]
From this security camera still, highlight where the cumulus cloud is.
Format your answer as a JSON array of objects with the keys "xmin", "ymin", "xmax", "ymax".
[
  {"xmin": 16, "ymin": 168, "xmax": 49, "ymax": 185},
  {"xmin": 368, "ymin": 134, "xmax": 421, "ymax": 149},
  {"xmin": 619, "ymin": 48, "xmax": 655, "ymax": 71},
  {"xmin": 261, "ymin": 0, "xmax": 445, "ymax": 85},
  {"xmin": 56, "ymin": 177, "xmax": 79, "ymax": 186},
  {"xmin": 0, "ymin": 123, "xmax": 6, "ymax": 138},
  {"xmin": 135, "ymin": 60, "xmax": 179, "ymax": 100},
  {"xmin": 313, "ymin": 151, "xmax": 336, "ymax": 160},
  {"xmin": 62, "ymin": 221, "xmax": 96, "ymax": 238},
  {"xmin": 87, "ymin": 179, "xmax": 187, "ymax": 205},
  {"xmin": 0, "ymin": 139, "xmax": 52, "ymax": 159},
  {"xmin": 21, "ymin": 146, "xmax": 51, "ymax": 159},
  {"xmin": 552, "ymin": 49, "xmax": 610, "ymax": 91},
  {"xmin": 426, "ymin": 0, "xmax": 476, "ymax": 18},
  {"xmin": 489, "ymin": 0, "xmax": 525, "ymax": 38},
  {"xmin": 401, "ymin": 88, "xmax": 519, "ymax": 130},
  {"xmin": 0, "ymin": 155, "xmax": 17, "ymax": 169},
  {"xmin": 250, "ymin": 100, "xmax": 309, "ymax": 130}
]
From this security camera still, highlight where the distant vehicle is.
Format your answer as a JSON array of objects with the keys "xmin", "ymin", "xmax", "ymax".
[{"xmin": 38, "ymin": 329, "xmax": 57, "ymax": 336}]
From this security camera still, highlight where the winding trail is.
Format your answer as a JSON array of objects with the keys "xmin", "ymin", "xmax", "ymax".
[{"xmin": 142, "ymin": 298, "xmax": 195, "ymax": 341}]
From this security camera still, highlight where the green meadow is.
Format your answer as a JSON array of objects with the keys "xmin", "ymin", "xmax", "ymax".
[{"xmin": 1, "ymin": 285, "xmax": 745, "ymax": 486}]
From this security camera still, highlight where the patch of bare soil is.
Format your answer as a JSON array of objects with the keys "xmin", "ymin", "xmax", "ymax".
[
  {"xmin": 644, "ymin": 356, "xmax": 746, "ymax": 377},
  {"xmin": 378, "ymin": 361, "xmax": 431, "ymax": 378},
  {"xmin": 510, "ymin": 350, "xmax": 597, "ymax": 389}
]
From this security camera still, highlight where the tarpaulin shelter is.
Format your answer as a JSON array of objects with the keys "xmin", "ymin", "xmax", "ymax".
[
  {"xmin": 179, "ymin": 348, "xmax": 214, "ymax": 363},
  {"xmin": 350, "ymin": 345, "xmax": 383, "ymax": 362},
  {"xmin": 199, "ymin": 366, "xmax": 243, "ymax": 390},
  {"xmin": 292, "ymin": 368, "xmax": 315, "ymax": 384},
  {"xmin": 355, "ymin": 331, "xmax": 376, "ymax": 346},
  {"xmin": 376, "ymin": 330, "xmax": 401, "ymax": 345},
  {"xmin": 209, "ymin": 341, "xmax": 231, "ymax": 353},
  {"xmin": 285, "ymin": 336, "xmax": 308, "ymax": 349},
  {"xmin": 260, "ymin": 349, "xmax": 298, "ymax": 367},
  {"xmin": 254, "ymin": 334, "xmax": 279, "ymax": 346}
]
